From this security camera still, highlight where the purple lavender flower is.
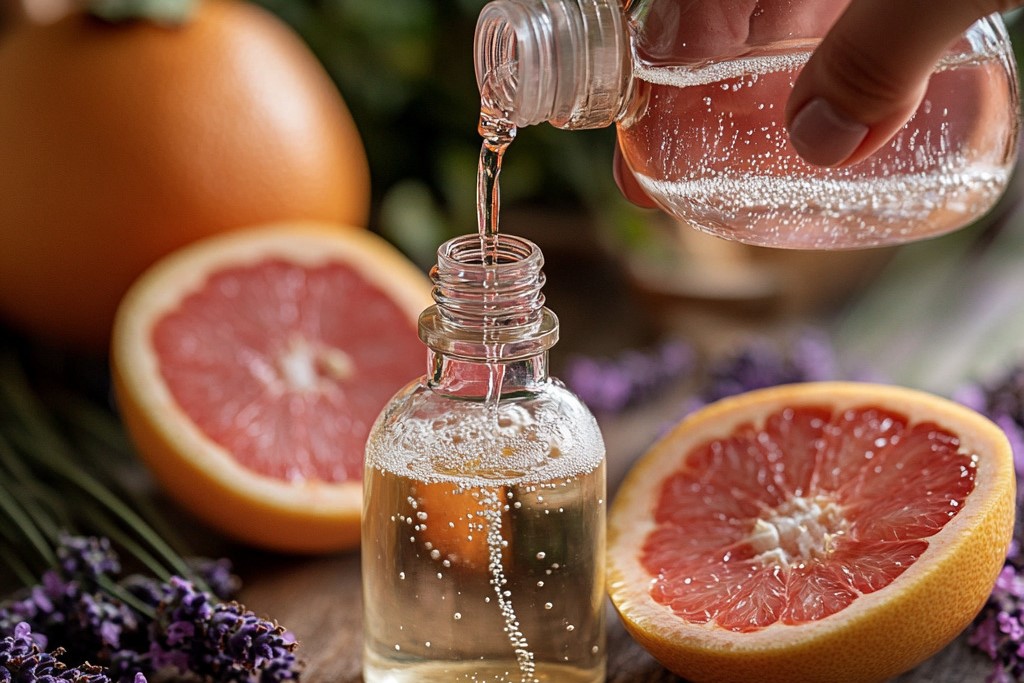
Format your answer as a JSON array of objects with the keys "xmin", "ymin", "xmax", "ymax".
[
  {"xmin": 147, "ymin": 578, "xmax": 300, "ymax": 683},
  {"xmin": 0, "ymin": 535, "xmax": 298, "ymax": 683},
  {"xmin": 994, "ymin": 414, "xmax": 1024, "ymax": 479},
  {"xmin": 0, "ymin": 535, "xmax": 143, "ymax": 668},
  {"xmin": 988, "ymin": 661, "xmax": 1015, "ymax": 683},
  {"xmin": 564, "ymin": 339, "xmax": 693, "ymax": 413},
  {"xmin": 972, "ymin": 616, "xmax": 1002, "ymax": 659},
  {"xmin": 702, "ymin": 331, "xmax": 842, "ymax": 403},
  {"xmin": 188, "ymin": 558, "xmax": 241, "ymax": 601},
  {"xmin": 1, "ymin": 569, "xmax": 142, "ymax": 667},
  {"xmin": 0, "ymin": 622, "xmax": 128, "ymax": 683},
  {"xmin": 962, "ymin": 362, "xmax": 1024, "ymax": 679},
  {"xmin": 55, "ymin": 534, "xmax": 121, "ymax": 583}
]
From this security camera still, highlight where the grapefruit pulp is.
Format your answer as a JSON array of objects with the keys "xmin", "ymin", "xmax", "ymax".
[
  {"xmin": 608, "ymin": 381, "xmax": 1015, "ymax": 683},
  {"xmin": 112, "ymin": 223, "xmax": 431, "ymax": 553}
]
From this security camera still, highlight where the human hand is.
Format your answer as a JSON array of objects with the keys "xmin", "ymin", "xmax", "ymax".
[
  {"xmin": 614, "ymin": 0, "xmax": 1023, "ymax": 205},
  {"xmin": 786, "ymin": 0, "xmax": 1023, "ymax": 167}
]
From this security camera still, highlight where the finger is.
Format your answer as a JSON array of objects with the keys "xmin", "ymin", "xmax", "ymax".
[
  {"xmin": 748, "ymin": 0, "xmax": 845, "ymax": 47},
  {"xmin": 786, "ymin": 0, "xmax": 1020, "ymax": 167},
  {"xmin": 632, "ymin": 0, "xmax": 757, "ymax": 63},
  {"xmin": 613, "ymin": 143, "xmax": 658, "ymax": 209}
]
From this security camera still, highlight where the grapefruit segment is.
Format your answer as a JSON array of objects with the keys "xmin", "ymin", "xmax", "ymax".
[
  {"xmin": 112, "ymin": 223, "xmax": 431, "ymax": 553},
  {"xmin": 608, "ymin": 382, "xmax": 1015, "ymax": 683},
  {"xmin": 412, "ymin": 481, "xmax": 510, "ymax": 571}
]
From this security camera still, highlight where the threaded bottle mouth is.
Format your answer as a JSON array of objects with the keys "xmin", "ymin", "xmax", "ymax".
[{"xmin": 419, "ymin": 234, "xmax": 558, "ymax": 361}]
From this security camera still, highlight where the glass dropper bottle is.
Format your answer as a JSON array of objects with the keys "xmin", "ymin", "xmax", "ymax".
[{"xmin": 362, "ymin": 233, "xmax": 607, "ymax": 683}]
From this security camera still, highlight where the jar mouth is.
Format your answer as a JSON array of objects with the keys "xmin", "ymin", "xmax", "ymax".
[
  {"xmin": 420, "ymin": 233, "xmax": 557, "ymax": 361},
  {"xmin": 436, "ymin": 233, "xmax": 541, "ymax": 268}
]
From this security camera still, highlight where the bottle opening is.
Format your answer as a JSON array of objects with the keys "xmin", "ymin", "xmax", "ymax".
[
  {"xmin": 438, "ymin": 232, "xmax": 539, "ymax": 268},
  {"xmin": 419, "ymin": 234, "xmax": 558, "ymax": 361},
  {"xmin": 476, "ymin": 12, "xmax": 520, "ymax": 117}
]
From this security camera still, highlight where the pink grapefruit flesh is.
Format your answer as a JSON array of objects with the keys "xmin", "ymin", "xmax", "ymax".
[
  {"xmin": 112, "ymin": 223, "xmax": 432, "ymax": 553},
  {"xmin": 152, "ymin": 257, "xmax": 423, "ymax": 483},
  {"xmin": 607, "ymin": 382, "xmax": 1015, "ymax": 683},
  {"xmin": 643, "ymin": 404, "xmax": 975, "ymax": 632}
]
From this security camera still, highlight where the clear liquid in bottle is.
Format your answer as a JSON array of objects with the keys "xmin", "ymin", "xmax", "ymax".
[{"xmin": 362, "ymin": 399, "xmax": 607, "ymax": 683}]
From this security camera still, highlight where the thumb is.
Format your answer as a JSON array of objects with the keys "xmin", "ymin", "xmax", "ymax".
[{"xmin": 785, "ymin": 0, "xmax": 1018, "ymax": 167}]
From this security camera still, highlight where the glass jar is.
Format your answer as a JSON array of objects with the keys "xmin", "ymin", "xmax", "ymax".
[
  {"xmin": 475, "ymin": 0, "xmax": 1020, "ymax": 249},
  {"xmin": 362, "ymin": 233, "xmax": 607, "ymax": 683}
]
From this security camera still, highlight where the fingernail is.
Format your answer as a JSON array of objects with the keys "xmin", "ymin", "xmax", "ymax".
[{"xmin": 788, "ymin": 98, "xmax": 869, "ymax": 167}]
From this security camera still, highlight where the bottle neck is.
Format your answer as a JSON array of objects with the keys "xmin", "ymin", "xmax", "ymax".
[
  {"xmin": 475, "ymin": 0, "xmax": 631, "ymax": 129},
  {"xmin": 418, "ymin": 234, "xmax": 558, "ymax": 396},
  {"xmin": 426, "ymin": 350, "xmax": 549, "ymax": 398}
]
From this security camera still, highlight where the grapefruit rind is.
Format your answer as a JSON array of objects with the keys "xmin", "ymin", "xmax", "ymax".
[
  {"xmin": 607, "ymin": 381, "xmax": 1015, "ymax": 683},
  {"xmin": 112, "ymin": 222, "xmax": 432, "ymax": 553}
]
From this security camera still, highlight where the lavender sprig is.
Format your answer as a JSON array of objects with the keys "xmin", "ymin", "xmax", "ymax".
[
  {"xmin": 0, "ymin": 351, "xmax": 196, "ymax": 586},
  {"xmin": 0, "ymin": 621, "xmax": 139, "ymax": 683},
  {"xmin": 146, "ymin": 578, "xmax": 299, "ymax": 683},
  {"xmin": 0, "ymin": 344, "xmax": 295, "ymax": 682},
  {"xmin": 563, "ymin": 330, "xmax": 851, "ymax": 417},
  {"xmin": 955, "ymin": 367, "xmax": 1024, "ymax": 479},
  {"xmin": 694, "ymin": 330, "xmax": 847, "ymax": 407},
  {"xmin": 968, "ymin": 563, "xmax": 1024, "ymax": 683},
  {"xmin": 0, "ymin": 535, "xmax": 298, "ymax": 683},
  {"xmin": 958, "ymin": 364, "xmax": 1024, "ymax": 681}
]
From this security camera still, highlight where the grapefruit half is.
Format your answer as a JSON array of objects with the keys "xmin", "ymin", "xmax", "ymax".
[
  {"xmin": 608, "ymin": 381, "xmax": 1015, "ymax": 683},
  {"xmin": 112, "ymin": 223, "xmax": 430, "ymax": 553}
]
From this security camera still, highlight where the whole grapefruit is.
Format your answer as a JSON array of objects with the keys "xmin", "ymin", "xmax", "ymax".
[{"xmin": 0, "ymin": 0, "xmax": 370, "ymax": 351}]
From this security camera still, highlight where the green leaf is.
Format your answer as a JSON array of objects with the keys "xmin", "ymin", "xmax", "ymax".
[
  {"xmin": 0, "ymin": 351, "xmax": 200, "ymax": 587},
  {"xmin": 88, "ymin": 0, "xmax": 197, "ymax": 24}
]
